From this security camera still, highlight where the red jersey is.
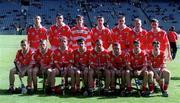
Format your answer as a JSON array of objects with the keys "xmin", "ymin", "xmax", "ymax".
[
  {"xmin": 91, "ymin": 27, "xmax": 112, "ymax": 49},
  {"xmin": 147, "ymin": 51, "xmax": 166, "ymax": 68},
  {"xmin": 167, "ymin": 31, "xmax": 178, "ymax": 42},
  {"xmin": 15, "ymin": 49, "xmax": 34, "ymax": 66},
  {"xmin": 146, "ymin": 29, "xmax": 170, "ymax": 52},
  {"xmin": 111, "ymin": 26, "xmax": 132, "ymax": 50},
  {"xmin": 27, "ymin": 26, "xmax": 47, "ymax": 49},
  {"xmin": 129, "ymin": 29, "xmax": 147, "ymax": 50},
  {"xmin": 53, "ymin": 48, "xmax": 74, "ymax": 67},
  {"xmin": 128, "ymin": 50, "xmax": 147, "ymax": 70},
  {"xmin": 48, "ymin": 24, "xmax": 71, "ymax": 48},
  {"xmin": 90, "ymin": 49, "xmax": 109, "ymax": 67},
  {"xmin": 73, "ymin": 49, "xmax": 90, "ymax": 66},
  {"xmin": 70, "ymin": 26, "xmax": 92, "ymax": 50},
  {"xmin": 33, "ymin": 49, "xmax": 53, "ymax": 67},
  {"xmin": 108, "ymin": 51, "xmax": 127, "ymax": 69}
]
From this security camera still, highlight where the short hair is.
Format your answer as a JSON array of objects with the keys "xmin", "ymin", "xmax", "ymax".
[
  {"xmin": 20, "ymin": 39, "xmax": 27, "ymax": 44},
  {"xmin": 56, "ymin": 13, "xmax": 63, "ymax": 17},
  {"xmin": 169, "ymin": 26, "xmax": 175, "ymax": 31},
  {"xmin": 96, "ymin": 16, "xmax": 104, "ymax": 20},
  {"xmin": 150, "ymin": 18, "xmax": 159, "ymax": 23},
  {"xmin": 76, "ymin": 38, "xmax": 85, "ymax": 43},
  {"xmin": 118, "ymin": 15, "xmax": 125, "ymax": 19},
  {"xmin": 133, "ymin": 40, "xmax": 140, "ymax": 45},
  {"xmin": 134, "ymin": 18, "xmax": 141, "ymax": 22},
  {"xmin": 152, "ymin": 40, "xmax": 160, "ymax": 45},
  {"xmin": 76, "ymin": 15, "xmax": 84, "ymax": 20},
  {"xmin": 95, "ymin": 39, "xmax": 103, "ymax": 44},
  {"xmin": 35, "ymin": 15, "xmax": 41, "ymax": 20},
  {"xmin": 40, "ymin": 39, "xmax": 47, "ymax": 44},
  {"xmin": 59, "ymin": 36, "xmax": 68, "ymax": 41},
  {"xmin": 113, "ymin": 42, "xmax": 120, "ymax": 47}
]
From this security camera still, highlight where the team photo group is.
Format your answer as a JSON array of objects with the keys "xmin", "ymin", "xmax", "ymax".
[{"xmin": 8, "ymin": 13, "xmax": 178, "ymax": 97}]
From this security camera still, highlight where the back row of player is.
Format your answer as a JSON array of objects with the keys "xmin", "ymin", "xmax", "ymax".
[{"xmin": 27, "ymin": 14, "xmax": 171, "ymax": 59}]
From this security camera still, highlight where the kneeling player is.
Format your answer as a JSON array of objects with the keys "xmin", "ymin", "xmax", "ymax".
[
  {"xmin": 89, "ymin": 39, "xmax": 109, "ymax": 94},
  {"xmin": 147, "ymin": 41, "xmax": 170, "ymax": 97},
  {"xmin": 8, "ymin": 39, "xmax": 33, "ymax": 93},
  {"xmin": 72, "ymin": 38, "xmax": 90, "ymax": 94},
  {"xmin": 31, "ymin": 40, "xmax": 53, "ymax": 94},
  {"xmin": 108, "ymin": 42, "xmax": 128, "ymax": 93},
  {"xmin": 49, "ymin": 36, "xmax": 73, "ymax": 94},
  {"xmin": 126, "ymin": 40, "xmax": 148, "ymax": 96}
]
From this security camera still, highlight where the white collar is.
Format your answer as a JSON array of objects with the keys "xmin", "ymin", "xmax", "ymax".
[
  {"xmin": 94, "ymin": 47, "xmax": 105, "ymax": 53},
  {"xmin": 133, "ymin": 49, "xmax": 141, "ymax": 55},
  {"xmin": 34, "ymin": 24, "xmax": 42, "ymax": 29},
  {"xmin": 152, "ymin": 49, "xmax": 160, "ymax": 57},
  {"xmin": 133, "ymin": 27, "xmax": 142, "ymax": 33},
  {"xmin": 96, "ymin": 25, "xmax": 105, "ymax": 30},
  {"xmin": 56, "ymin": 22, "xmax": 65, "ymax": 27},
  {"xmin": 151, "ymin": 28, "xmax": 161, "ymax": 33},
  {"xmin": 112, "ymin": 50, "xmax": 121, "ymax": 57},
  {"xmin": 78, "ymin": 47, "xmax": 87, "ymax": 53}
]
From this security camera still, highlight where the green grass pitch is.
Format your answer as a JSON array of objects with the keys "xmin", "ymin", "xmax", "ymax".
[{"xmin": 0, "ymin": 35, "xmax": 180, "ymax": 103}]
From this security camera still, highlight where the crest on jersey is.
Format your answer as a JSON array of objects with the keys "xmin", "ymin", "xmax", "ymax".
[{"xmin": 94, "ymin": 32, "xmax": 98, "ymax": 36}]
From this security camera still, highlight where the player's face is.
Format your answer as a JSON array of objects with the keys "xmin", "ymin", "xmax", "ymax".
[
  {"xmin": 60, "ymin": 38, "xmax": 68, "ymax": 47},
  {"xmin": 134, "ymin": 43, "xmax": 140, "ymax": 50},
  {"xmin": 153, "ymin": 44, "xmax": 160, "ymax": 51},
  {"xmin": 113, "ymin": 45, "xmax": 121, "ymax": 53},
  {"xmin": 34, "ymin": 16, "xmax": 41, "ymax": 25},
  {"xmin": 97, "ymin": 18, "xmax": 104, "ymax": 26},
  {"xmin": 40, "ymin": 41, "xmax": 47, "ymax": 50},
  {"xmin": 76, "ymin": 18, "xmax": 84, "ymax": 25},
  {"xmin": 118, "ymin": 18, "xmax": 125, "ymax": 25},
  {"xmin": 151, "ymin": 22, "xmax": 159, "ymax": 29},
  {"xmin": 134, "ymin": 20, "xmax": 142, "ymax": 28},
  {"xmin": 56, "ymin": 16, "xmax": 64, "ymax": 24},
  {"xmin": 21, "ymin": 42, "xmax": 28, "ymax": 50},
  {"xmin": 96, "ymin": 40, "xmax": 103, "ymax": 49},
  {"xmin": 78, "ymin": 41, "xmax": 85, "ymax": 48}
]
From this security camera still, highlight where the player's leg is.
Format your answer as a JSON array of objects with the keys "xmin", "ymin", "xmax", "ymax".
[
  {"xmin": 140, "ymin": 70, "xmax": 148, "ymax": 96},
  {"xmin": 75, "ymin": 68, "xmax": 81, "ymax": 92},
  {"xmin": 125, "ymin": 69, "xmax": 132, "ymax": 93},
  {"xmin": 32, "ymin": 66, "xmax": 39, "ymax": 91},
  {"xmin": 70, "ymin": 67, "xmax": 76, "ymax": 93},
  {"xmin": 161, "ymin": 69, "xmax": 170, "ymax": 97},
  {"xmin": 110, "ymin": 69, "xmax": 116, "ymax": 91},
  {"xmin": 148, "ymin": 70, "xmax": 154, "ymax": 93},
  {"xmin": 104, "ymin": 69, "xmax": 111, "ymax": 91},
  {"xmin": 8, "ymin": 67, "xmax": 17, "ymax": 92}
]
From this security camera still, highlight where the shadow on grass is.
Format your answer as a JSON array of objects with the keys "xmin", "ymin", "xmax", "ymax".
[
  {"xmin": 171, "ymin": 77, "xmax": 180, "ymax": 80},
  {"xmin": 0, "ymin": 89, "xmax": 10, "ymax": 95}
]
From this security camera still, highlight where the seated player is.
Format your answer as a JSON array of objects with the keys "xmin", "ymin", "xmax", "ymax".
[
  {"xmin": 8, "ymin": 39, "xmax": 33, "ymax": 93},
  {"xmin": 48, "ymin": 36, "xmax": 73, "ymax": 94},
  {"xmin": 108, "ymin": 42, "xmax": 128, "ymax": 93},
  {"xmin": 89, "ymin": 39, "xmax": 109, "ymax": 95},
  {"xmin": 30, "ymin": 40, "xmax": 53, "ymax": 94},
  {"xmin": 72, "ymin": 38, "xmax": 90, "ymax": 94},
  {"xmin": 126, "ymin": 40, "xmax": 148, "ymax": 96},
  {"xmin": 147, "ymin": 41, "xmax": 170, "ymax": 97}
]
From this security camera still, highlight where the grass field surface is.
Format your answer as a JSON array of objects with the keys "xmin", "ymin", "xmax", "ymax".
[{"xmin": 0, "ymin": 35, "xmax": 180, "ymax": 103}]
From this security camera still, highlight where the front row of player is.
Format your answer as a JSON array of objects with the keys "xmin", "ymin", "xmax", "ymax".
[{"xmin": 8, "ymin": 37, "xmax": 170, "ymax": 97}]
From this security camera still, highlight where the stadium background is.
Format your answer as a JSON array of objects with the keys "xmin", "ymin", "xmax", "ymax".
[{"xmin": 0, "ymin": 0, "xmax": 180, "ymax": 103}]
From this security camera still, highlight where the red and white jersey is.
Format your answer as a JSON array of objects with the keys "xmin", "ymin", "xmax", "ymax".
[
  {"xmin": 70, "ymin": 26, "xmax": 92, "ymax": 50},
  {"xmin": 91, "ymin": 27, "xmax": 112, "ymax": 49},
  {"xmin": 147, "ymin": 51, "xmax": 166, "ymax": 68},
  {"xmin": 111, "ymin": 26, "xmax": 132, "ymax": 50},
  {"xmin": 33, "ymin": 49, "xmax": 53, "ymax": 67},
  {"xmin": 73, "ymin": 49, "xmax": 90, "ymax": 66},
  {"xmin": 90, "ymin": 49, "xmax": 109, "ymax": 67},
  {"xmin": 27, "ymin": 26, "xmax": 47, "ymax": 49},
  {"xmin": 129, "ymin": 28, "xmax": 148, "ymax": 50},
  {"xmin": 127, "ymin": 50, "xmax": 147, "ymax": 70},
  {"xmin": 48, "ymin": 24, "xmax": 71, "ymax": 48},
  {"xmin": 146, "ymin": 29, "xmax": 170, "ymax": 52},
  {"xmin": 53, "ymin": 48, "xmax": 74, "ymax": 67},
  {"xmin": 15, "ymin": 49, "xmax": 34, "ymax": 66},
  {"xmin": 167, "ymin": 31, "xmax": 178, "ymax": 42},
  {"xmin": 108, "ymin": 51, "xmax": 127, "ymax": 69}
]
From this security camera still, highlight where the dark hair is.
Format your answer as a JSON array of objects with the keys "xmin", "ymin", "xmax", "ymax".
[
  {"xmin": 133, "ymin": 40, "xmax": 140, "ymax": 45},
  {"xmin": 152, "ymin": 40, "xmax": 160, "ymax": 45},
  {"xmin": 169, "ymin": 26, "xmax": 175, "ymax": 31},
  {"xmin": 20, "ymin": 39, "xmax": 27, "ymax": 44},
  {"xmin": 150, "ymin": 18, "xmax": 159, "ymax": 23},
  {"xmin": 96, "ymin": 16, "xmax": 104, "ymax": 20},
  {"xmin": 76, "ymin": 38, "xmax": 85, "ymax": 43},
  {"xmin": 76, "ymin": 15, "xmax": 84, "ymax": 20},
  {"xmin": 56, "ymin": 13, "xmax": 63, "ymax": 17}
]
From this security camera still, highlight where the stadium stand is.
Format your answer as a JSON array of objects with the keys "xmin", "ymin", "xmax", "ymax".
[{"xmin": 0, "ymin": 0, "xmax": 180, "ymax": 34}]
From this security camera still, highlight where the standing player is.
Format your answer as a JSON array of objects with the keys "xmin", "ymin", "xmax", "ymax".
[
  {"xmin": 70, "ymin": 15, "xmax": 92, "ymax": 50},
  {"xmin": 167, "ymin": 26, "xmax": 178, "ymax": 60},
  {"xmin": 72, "ymin": 38, "xmax": 90, "ymax": 94},
  {"xmin": 91, "ymin": 16, "xmax": 112, "ymax": 49},
  {"xmin": 48, "ymin": 14, "xmax": 71, "ymax": 51},
  {"xmin": 111, "ymin": 15, "xmax": 132, "ymax": 51},
  {"xmin": 8, "ymin": 39, "xmax": 33, "ymax": 93},
  {"xmin": 129, "ymin": 18, "xmax": 147, "ymax": 50},
  {"xmin": 147, "ymin": 41, "xmax": 170, "ymax": 97},
  {"xmin": 146, "ymin": 19, "xmax": 171, "ymax": 60},
  {"xmin": 89, "ymin": 39, "xmax": 109, "ymax": 94},
  {"xmin": 27, "ymin": 16, "xmax": 47, "ymax": 52},
  {"xmin": 108, "ymin": 42, "xmax": 128, "ymax": 93},
  {"xmin": 49, "ymin": 36, "xmax": 73, "ymax": 94},
  {"xmin": 126, "ymin": 40, "xmax": 148, "ymax": 96},
  {"xmin": 31, "ymin": 40, "xmax": 53, "ymax": 93}
]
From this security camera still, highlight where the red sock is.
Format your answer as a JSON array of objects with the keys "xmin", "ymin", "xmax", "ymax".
[
  {"xmin": 149, "ymin": 83, "xmax": 154, "ymax": 92},
  {"xmin": 127, "ymin": 85, "xmax": 132, "ymax": 92},
  {"xmin": 160, "ymin": 82, "xmax": 164, "ymax": 91},
  {"xmin": 142, "ymin": 86, "xmax": 146, "ymax": 91},
  {"xmin": 164, "ymin": 84, "xmax": 168, "ymax": 91}
]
